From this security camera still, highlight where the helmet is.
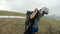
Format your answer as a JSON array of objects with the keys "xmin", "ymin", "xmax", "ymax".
[{"xmin": 41, "ymin": 7, "xmax": 49, "ymax": 15}]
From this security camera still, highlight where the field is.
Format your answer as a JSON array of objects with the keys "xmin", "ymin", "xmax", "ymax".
[
  {"xmin": 0, "ymin": 18, "xmax": 25, "ymax": 34},
  {"xmin": 39, "ymin": 17, "xmax": 60, "ymax": 34},
  {"xmin": 0, "ymin": 11, "xmax": 60, "ymax": 34}
]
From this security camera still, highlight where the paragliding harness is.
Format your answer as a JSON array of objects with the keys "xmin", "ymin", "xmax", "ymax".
[{"xmin": 24, "ymin": 11, "xmax": 35, "ymax": 34}]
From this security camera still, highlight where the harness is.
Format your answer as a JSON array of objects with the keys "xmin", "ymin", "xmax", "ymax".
[{"xmin": 25, "ymin": 11, "xmax": 33, "ymax": 31}]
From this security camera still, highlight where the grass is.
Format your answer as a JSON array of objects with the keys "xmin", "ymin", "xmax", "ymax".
[
  {"xmin": 0, "ymin": 18, "xmax": 25, "ymax": 34},
  {"xmin": 39, "ymin": 17, "xmax": 60, "ymax": 34},
  {"xmin": 0, "ymin": 10, "xmax": 60, "ymax": 34},
  {"xmin": 0, "ymin": 17, "xmax": 60, "ymax": 34},
  {"xmin": 0, "ymin": 10, "xmax": 26, "ymax": 16}
]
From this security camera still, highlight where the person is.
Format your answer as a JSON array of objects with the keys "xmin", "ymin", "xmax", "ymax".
[
  {"xmin": 24, "ymin": 7, "xmax": 49, "ymax": 34},
  {"xmin": 29, "ymin": 7, "xmax": 49, "ymax": 34}
]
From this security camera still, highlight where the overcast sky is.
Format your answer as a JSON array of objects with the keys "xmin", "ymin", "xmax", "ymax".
[{"xmin": 0, "ymin": 0, "xmax": 60, "ymax": 16}]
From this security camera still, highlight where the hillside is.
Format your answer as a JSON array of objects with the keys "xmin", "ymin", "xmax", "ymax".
[
  {"xmin": 0, "ymin": 17, "xmax": 60, "ymax": 34},
  {"xmin": 0, "ymin": 10, "xmax": 26, "ymax": 16}
]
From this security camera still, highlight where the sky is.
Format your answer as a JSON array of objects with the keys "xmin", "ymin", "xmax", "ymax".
[{"xmin": 0, "ymin": 0, "xmax": 60, "ymax": 16}]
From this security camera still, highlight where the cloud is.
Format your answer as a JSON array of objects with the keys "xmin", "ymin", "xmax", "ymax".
[
  {"xmin": 0, "ymin": 0, "xmax": 11, "ymax": 10},
  {"xmin": 0, "ymin": 5, "xmax": 11, "ymax": 10},
  {"xmin": 0, "ymin": 0, "xmax": 60, "ymax": 16}
]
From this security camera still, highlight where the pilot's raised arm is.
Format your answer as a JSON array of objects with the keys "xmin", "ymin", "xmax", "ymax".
[{"xmin": 30, "ymin": 8, "xmax": 38, "ymax": 19}]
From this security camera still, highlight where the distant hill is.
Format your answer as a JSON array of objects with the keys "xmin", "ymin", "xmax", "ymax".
[
  {"xmin": 45, "ymin": 15, "xmax": 60, "ymax": 19},
  {"xmin": 0, "ymin": 10, "xmax": 26, "ymax": 16}
]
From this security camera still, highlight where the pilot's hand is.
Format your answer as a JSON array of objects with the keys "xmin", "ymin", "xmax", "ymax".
[{"xmin": 34, "ymin": 8, "xmax": 38, "ymax": 12}]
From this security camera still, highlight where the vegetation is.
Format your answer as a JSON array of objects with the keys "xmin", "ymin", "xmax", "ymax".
[
  {"xmin": 39, "ymin": 17, "xmax": 60, "ymax": 34},
  {"xmin": 0, "ymin": 10, "xmax": 60, "ymax": 34},
  {"xmin": 0, "ymin": 10, "xmax": 26, "ymax": 16},
  {"xmin": 0, "ymin": 17, "xmax": 60, "ymax": 34}
]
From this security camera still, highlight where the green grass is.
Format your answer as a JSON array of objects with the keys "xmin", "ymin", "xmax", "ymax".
[{"xmin": 0, "ymin": 10, "xmax": 26, "ymax": 16}]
